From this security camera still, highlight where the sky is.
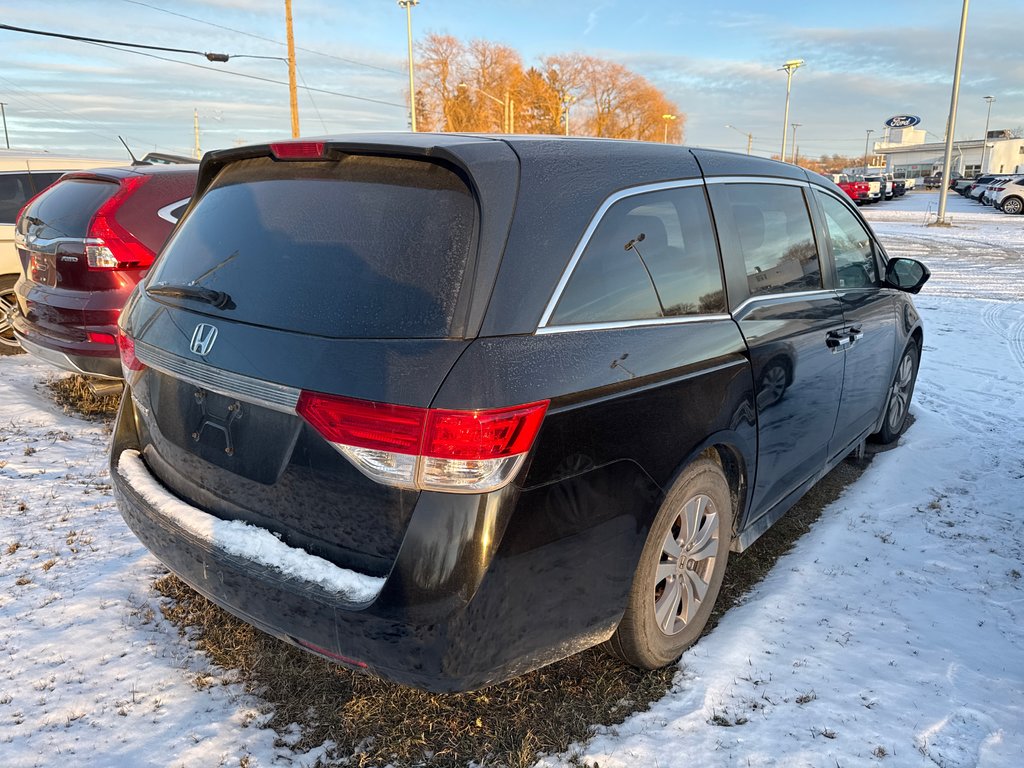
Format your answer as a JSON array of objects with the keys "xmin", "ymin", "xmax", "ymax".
[{"xmin": 0, "ymin": 0, "xmax": 1021, "ymax": 161}]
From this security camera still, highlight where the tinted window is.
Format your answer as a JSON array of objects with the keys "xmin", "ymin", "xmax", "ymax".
[
  {"xmin": 817, "ymin": 192, "xmax": 877, "ymax": 289},
  {"xmin": 29, "ymin": 172, "xmax": 63, "ymax": 194},
  {"xmin": 17, "ymin": 177, "xmax": 117, "ymax": 238},
  {"xmin": 148, "ymin": 155, "xmax": 477, "ymax": 339},
  {"xmin": 0, "ymin": 173, "xmax": 30, "ymax": 224},
  {"xmin": 719, "ymin": 183, "xmax": 821, "ymax": 297},
  {"xmin": 551, "ymin": 186, "xmax": 725, "ymax": 325}
]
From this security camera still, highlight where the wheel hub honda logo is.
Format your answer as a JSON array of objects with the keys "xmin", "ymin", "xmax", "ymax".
[{"xmin": 190, "ymin": 323, "xmax": 219, "ymax": 356}]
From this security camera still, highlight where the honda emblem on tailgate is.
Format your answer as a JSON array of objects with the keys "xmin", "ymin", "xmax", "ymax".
[{"xmin": 190, "ymin": 323, "xmax": 219, "ymax": 356}]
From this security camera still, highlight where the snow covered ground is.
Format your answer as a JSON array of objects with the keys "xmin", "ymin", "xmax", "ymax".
[{"xmin": 0, "ymin": 191, "xmax": 1021, "ymax": 767}]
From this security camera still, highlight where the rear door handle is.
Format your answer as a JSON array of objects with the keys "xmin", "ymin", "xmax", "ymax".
[{"xmin": 848, "ymin": 326, "xmax": 864, "ymax": 342}]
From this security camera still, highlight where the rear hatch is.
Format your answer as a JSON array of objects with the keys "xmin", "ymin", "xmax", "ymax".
[{"xmin": 122, "ymin": 144, "xmax": 500, "ymax": 576}]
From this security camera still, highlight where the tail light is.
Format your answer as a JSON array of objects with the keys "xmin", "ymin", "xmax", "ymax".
[
  {"xmin": 269, "ymin": 141, "xmax": 327, "ymax": 160},
  {"xmin": 296, "ymin": 392, "xmax": 549, "ymax": 493},
  {"xmin": 85, "ymin": 176, "xmax": 156, "ymax": 270},
  {"xmin": 117, "ymin": 327, "xmax": 145, "ymax": 374}
]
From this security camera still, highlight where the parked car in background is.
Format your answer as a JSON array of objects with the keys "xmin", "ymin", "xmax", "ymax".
[
  {"xmin": 857, "ymin": 174, "xmax": 882, "ymax": 202},
  {"xmin": 967, "ymin": 175, "xmax": 1010, "ymax": 203},
  {"xmin": 899, "ymin": 176, "xmax": 917, "ymax": 191},
  {"xmin": 991, "ymin": 175, "xmax": 1024, "ymax": 214},
  {"xmin": 829, "ymin": 173, "xmax": 871, "ymax": 205},
  {"xmin": 110, "ymin": 135, "xmax": 929, "ymax": 692},
  {"xmin": 12, "ymin": 164, "xmax": 197, "ymax": 378},
  {"xmin": 886, "ymin": 173, "xmax": 906, "ymax": 197},
  {"xmin": 1, "ymin": 151, "xmax": 122, "ymax": 349}
]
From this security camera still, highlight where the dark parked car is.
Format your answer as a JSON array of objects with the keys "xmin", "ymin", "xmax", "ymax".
[
  {"xmin": 110, "ymin": 135, "xmax": 929, "ymax": 692},
  {"xmin": 12, "ymin": 164, "xmax": 197, "ymax": 377}
]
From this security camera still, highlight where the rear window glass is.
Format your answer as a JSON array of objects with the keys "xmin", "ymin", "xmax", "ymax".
[
  {"xmin": 16, "ymin": 177, "xmax": 117, "ymax": 239},
  {"xmin": 148, "ymin": 154, "xmax": 476, "ymax": 339}
]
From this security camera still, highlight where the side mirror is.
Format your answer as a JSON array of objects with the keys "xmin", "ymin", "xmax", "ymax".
[{"xmin": 884, "ymin": 257, "xmax": 930, "ymax": 294}]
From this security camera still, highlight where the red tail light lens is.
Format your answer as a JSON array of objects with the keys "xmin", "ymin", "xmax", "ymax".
[
  {"xmin": 86, "ymin": 176, "xmax": 156, "ymax": 270},
  {"xmin": 296, "ymin": 392, "xmax": 549, "ymax": 493},
  {"xmin": 269, "ymin": 142, "xmax": 327, "ymax": 160},
  {"xmin": 117, "ymin": 328, "xmax": 144, "ymax": 372}
]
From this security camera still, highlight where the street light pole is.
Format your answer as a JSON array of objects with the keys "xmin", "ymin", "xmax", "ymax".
[
  {"xmin": 980, "ymin": 95, "xmax": 995, "ymax": 174},
  {"xmin": 790, "ymin": 123, "xmax": 801, "ymax": 163},
  {"xmin": 458, "ymin": 82, "xmax": 509, "ymax": 132},
  {"xmin": 562, "ymin": 96, "xmax": 575, "ymax": 136},
  {"xmin": 936, "ymin": 0, "xmax": 970, "ymax": 226},
  {"xmin": 0, "ymin": 102, "xmax": 8, "ymax": 149},
  {"xmin": 662, "ymin": 113, "xmax": 677, "ymax": 143},
  {"xmin": 398, "ymin": 0, "xmax": 419, "ymax": 132},
  {"xmin": 725, "ymin": 124, "xmax": 753, "ymax": 155},
  {"xmin": 779, "ymin": 59, "xmax": 804, "ymax": 161},
  {"xmin": 864, "ymin": 129, "xmax": 874, "ymax": 170}
]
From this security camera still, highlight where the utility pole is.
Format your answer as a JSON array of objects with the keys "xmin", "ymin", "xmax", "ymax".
[
  {"xmin": 0, "ymin": 102, "xmax": 8, "ymax": 148},
  {"xmin": 864, "ymin": 129, "xmax": 874, "ymax": 170},
  {"xmin": 398, "ymin": 0, "xmax": 419, "ymax": 131},
  {"xmin": 284, "ymin": 0, "xmax": 300, "ymax": 138},
  {"xmin": 193, "ymin": 108, "xmax": 200, "ymax": 158},
  {"xmin": 790, "ymin": 123, "xmax": 801, "ymax": 163},
  {"xmin": 936, "ymin": 0, "xmax": 970, "ymax": 226}
]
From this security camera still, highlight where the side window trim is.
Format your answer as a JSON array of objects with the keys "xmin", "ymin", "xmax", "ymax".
[
  {"xmin": 537, "ymin": 178, "xmax": 705, "ymax": 329},
  {"xmin": 810, "ymin": 186, "xmax": 885, "ymax": 287},
  {"xmin": 706, "ymin": 177, "xmax": 825, "ymax": 308}
]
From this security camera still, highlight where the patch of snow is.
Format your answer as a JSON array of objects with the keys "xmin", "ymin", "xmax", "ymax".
[{"xmin": 117, "ymin": 450, "xmax": 385, "ymax": 603}]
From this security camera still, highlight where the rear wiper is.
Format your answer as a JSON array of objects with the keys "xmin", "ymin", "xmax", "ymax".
[{"xmin": 147, "ymin": 282, "xmax": 233, "ymax": 309}]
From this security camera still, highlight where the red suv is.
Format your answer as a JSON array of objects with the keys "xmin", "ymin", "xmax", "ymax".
[{"xmin": 12, "ymin": 164, "xmax": 197, "ymax": 378}]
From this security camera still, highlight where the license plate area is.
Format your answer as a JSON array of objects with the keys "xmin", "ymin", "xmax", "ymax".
[{"xmin": 152, "ymin": 374, "xmax": 300, "ymax": 484}]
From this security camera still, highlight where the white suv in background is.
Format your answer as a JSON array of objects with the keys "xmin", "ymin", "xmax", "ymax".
[
  {"xmin": 0, "ymin": 151, "xmax": 121, "ymax": 349},
  {"xmin": 991, "ymin": 175, "xmax": 1024, "ymax": 214}
]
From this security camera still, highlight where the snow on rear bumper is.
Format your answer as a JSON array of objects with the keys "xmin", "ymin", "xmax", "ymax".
[{"xmin": 116, "ymin": 449, "xmax": 385, "ymax": 604}]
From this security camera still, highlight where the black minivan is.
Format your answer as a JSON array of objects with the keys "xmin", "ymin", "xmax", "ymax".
[{"xmin": 110, "ymin": 135, "xmax": 929, "ymax": 692}]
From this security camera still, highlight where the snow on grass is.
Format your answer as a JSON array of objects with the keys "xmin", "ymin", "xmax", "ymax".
[{"xmin": 0, "ymin": 192, "xmax": 1021, "ymax": 767}]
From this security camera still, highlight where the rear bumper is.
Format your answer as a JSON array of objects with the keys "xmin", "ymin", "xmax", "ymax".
[
  {"xmin": 110, "ymin": 394, "xmax": 642, "ymax": 691},
  {"xmin": 12, "ymin": 277, "xmax": 123, "ymax": 378},
  {"xmin": 16, "ymin": 332, "xmax": 121, "ymax": 378}
]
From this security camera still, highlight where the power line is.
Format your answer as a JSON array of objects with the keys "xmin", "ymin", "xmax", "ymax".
[
  {"xmin": 119, "ymin": 0, "xmax": 405, "ymax": 76},
  {"xmin": 0, "ymin": 22, "xmax": 281, "ymax": 63},
  {"xmin": 83, "ymin": 41, "xmax": 406, "ymax": 109}
]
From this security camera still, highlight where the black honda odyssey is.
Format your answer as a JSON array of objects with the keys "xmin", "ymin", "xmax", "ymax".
[{"xmin": 110, "ymin": 134, "xmax": 929, "ymax": 691}]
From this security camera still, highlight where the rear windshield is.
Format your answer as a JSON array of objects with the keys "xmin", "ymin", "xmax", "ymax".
[
  {"xmin": 147, "ymin": 154, "xmax": 477, "ymax": 339},
  {"xmin": 16, "ymin": 177, "xmax": 117, "ymax": 239}
]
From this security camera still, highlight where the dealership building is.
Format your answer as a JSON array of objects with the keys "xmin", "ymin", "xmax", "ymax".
[{"xmin": 874, "ymin": 124, "xmax": 1024, "ymax": 179}]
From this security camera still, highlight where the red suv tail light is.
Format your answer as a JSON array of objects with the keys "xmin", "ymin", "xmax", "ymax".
[
  {"xmin": 296, "ymin": 392, "xmax": 549, "ymax": 493},
  {"xmin": 86, "ymin": 176, "xmax": 156, "ymax": 270}
]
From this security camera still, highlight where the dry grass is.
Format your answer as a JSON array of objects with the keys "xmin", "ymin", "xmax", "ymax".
[
  {"xmin": 153, "ymin": 451, "xmax": 874, "ymax": 767},
  {"xmin": 47, "ymin": 374, "xmax": 121, "ymax": 420}
]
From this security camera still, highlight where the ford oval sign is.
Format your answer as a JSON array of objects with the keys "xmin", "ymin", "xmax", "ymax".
[{"xmin": 884, "ymin": 115, "xmax": 921, "ymax": 128}]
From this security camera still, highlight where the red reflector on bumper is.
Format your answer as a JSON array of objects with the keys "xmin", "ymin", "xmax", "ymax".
[{"xmin": 295, "ymin": 638, "xmax": 368, "ymax": 668}]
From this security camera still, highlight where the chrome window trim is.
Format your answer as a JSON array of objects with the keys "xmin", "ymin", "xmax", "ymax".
[
  {"xmin": 537, "ymin": 178, "xmax": 705, "ymax": 329},
  {"xmin": 536, "ymin": 314, "xmax": 732, "ymax": 335},
  {"xmin": 731, "ymin": 288, "xmax": 837, "ymax": 316},
  {"xmin": 704, "ymin": 175, "xmax": 810, "ymax": 188},
  {"xmin": 133, "ymin": 339, "xmax": 301, "ymax": 414},
  {"xmin": 157, "ymin": 197, "xmax": 190, "ymax": 224}
]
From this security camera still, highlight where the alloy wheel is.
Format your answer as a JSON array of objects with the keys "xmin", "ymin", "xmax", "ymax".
[{"xmin": 653, "ymin": 493, "xmax": 720, "ymax": 636}]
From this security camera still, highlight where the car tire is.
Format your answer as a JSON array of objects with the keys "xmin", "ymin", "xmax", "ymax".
[
  {"xmin": 870, "ymin": 342, "xmax": 919, "ymax": 444},
  {"xmin": 1002, "ymin": 196, "xmax": 1023, "ymax": 215},
  {"xmin": 0, "ymin": 275, "xmax": 24, "ymax": 353},
  {"xmin": 605, "ymin": 457, "xmax": 732, "ymax": 669}
]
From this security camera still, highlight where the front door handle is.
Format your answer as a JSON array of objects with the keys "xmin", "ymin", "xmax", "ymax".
[{"xmin": 826, "ymin": 330, "xmax": 851, "ymax": 351}]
